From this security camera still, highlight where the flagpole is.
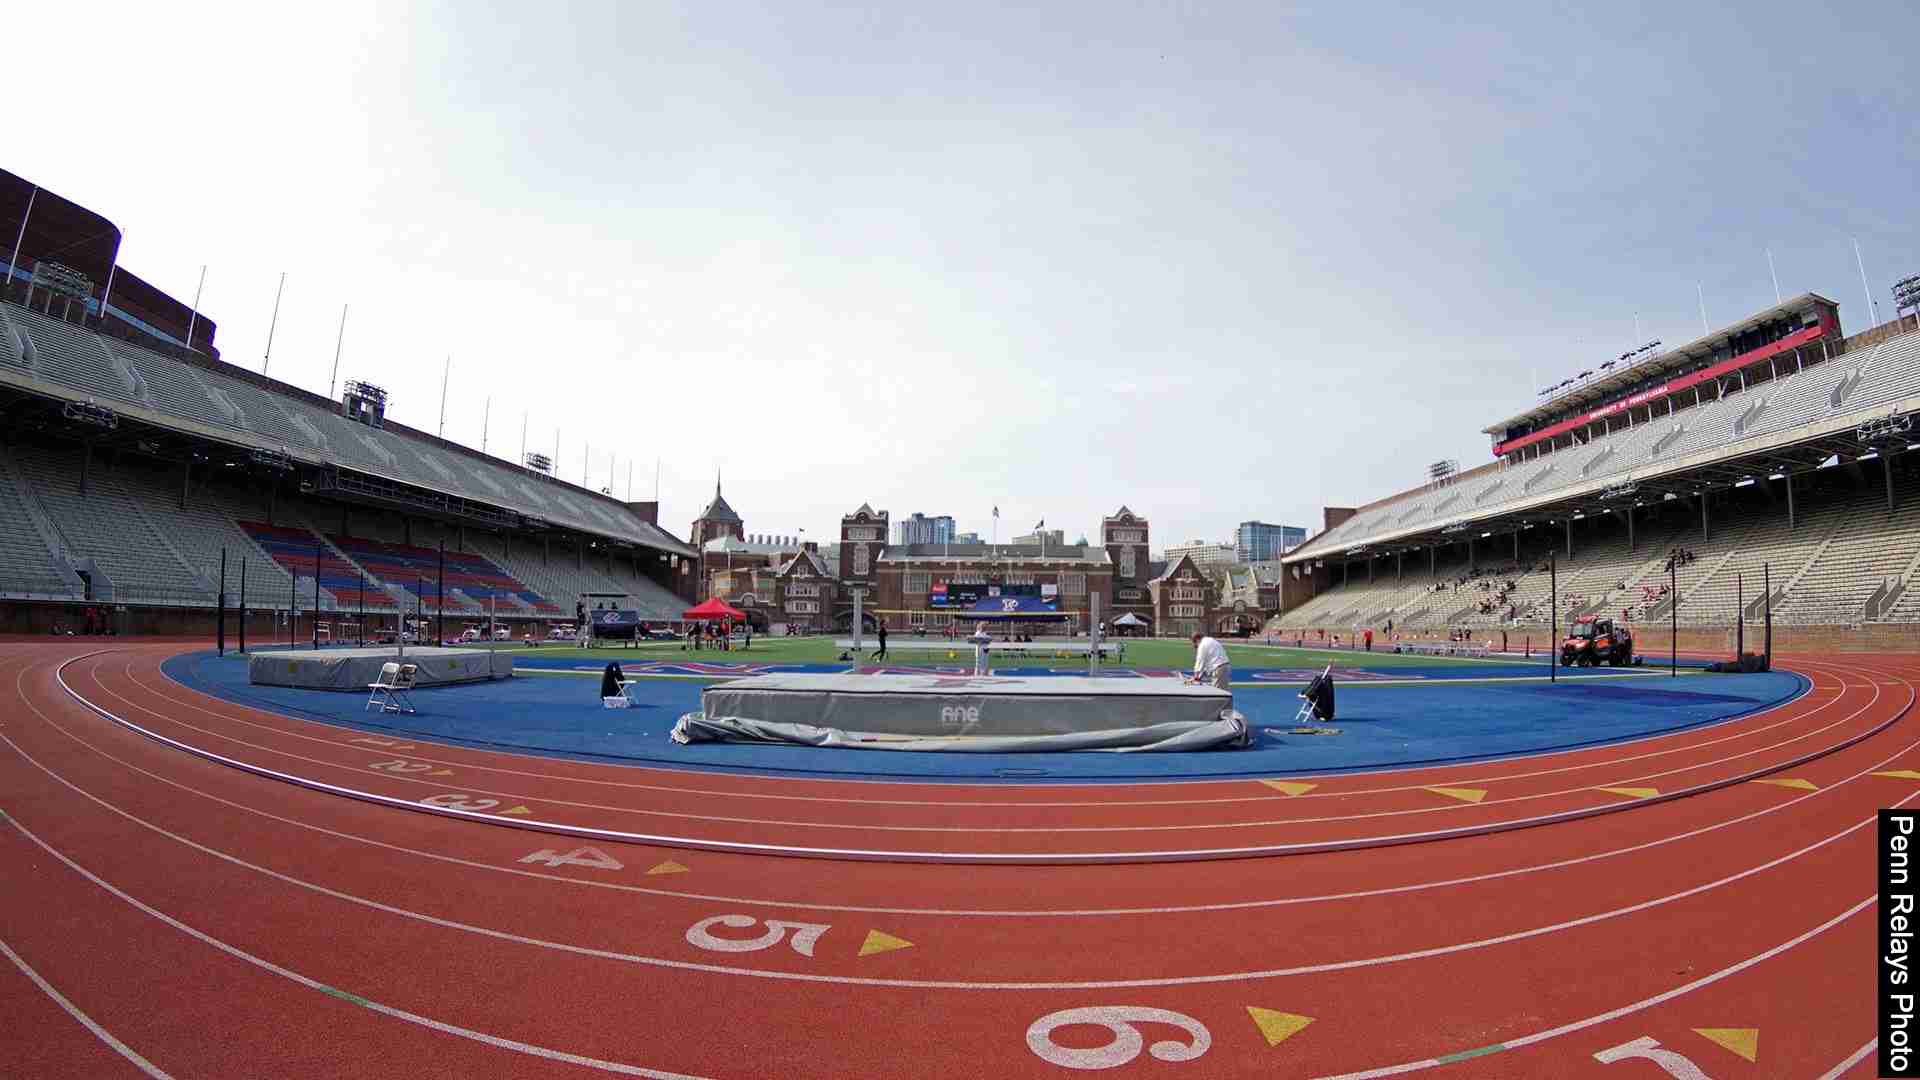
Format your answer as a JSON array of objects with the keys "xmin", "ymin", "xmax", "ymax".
[
  {"xmin": 1855, "ymin": 238, "xmax": 1881, "ymax": 325},
  {"xmin": 438, "ymin": 355, "xmax": 450, "ymax": 437},
  {"xmin": 185, "ymin": 265, "xmax": 208, "ymax": 353},
  {"xmin": 263, "ymin": 273, "xmax": 287, "ymax": 374},
  {"xmin": 6, "ymin": 186, "xmax": 35, "ymax": 297},
  {"xmin": 327, "ymin": 302, "xmax": 348, "ymax": 397},
  {"xmin": 99, "ymin": 262, "xmax": 117, "ymax": 324},
  {"xmin": 481, "ymin": 396, "xmax": 490, "ymax": 454}
]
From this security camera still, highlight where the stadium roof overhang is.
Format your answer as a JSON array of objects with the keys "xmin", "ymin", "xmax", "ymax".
[
  {"xmin": 1484, "ymin": 292, "xmax": 1840, "ymax": 436},
  {"xmin": 0, "ymin": 374, "xmax": 695, "ymax": 559},
  {"xmin": 1285, "ymin": 391, "xmax": 1920, "ymax": 566}
]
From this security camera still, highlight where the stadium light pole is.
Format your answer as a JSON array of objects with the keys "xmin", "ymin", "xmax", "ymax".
[
  {"xmin": 217, "ymin": 548, "xmax": 227, "ymax": 657},
  {"xmin": 238, "ymin": 558, "xmax": 247, "ymax": 654}
]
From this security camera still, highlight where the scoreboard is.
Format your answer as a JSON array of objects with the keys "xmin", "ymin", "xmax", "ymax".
[{"xmin": 930, "ymin": 583, "xmax": 1056, "ymax": 609}]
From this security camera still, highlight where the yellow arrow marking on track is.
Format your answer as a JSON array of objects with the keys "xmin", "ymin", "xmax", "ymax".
[
  {"xmin": 1752, "ymin": 777, "xmax": 1816, "ymax": 791},
  {"xmin": 1876, "ymin": 771, "xmax": 1920, "ymax": 781},
  {"xmin": 1693, "ymin": 1027, "xmax": 1758, "ymax": 1062},
  {"xmin": 428, "ymin": 769, "xmax": 454, "ymax": 777},
  {"xmin": 1246, "ymin": 1007, "xmax": 1314, "ymax": 1047},
  {"xmin": 500, "ymin": 805, "xmax": 532, "ymax": 816},
  {"xmin": 1426, "ymin": 786, "xmax": 1486, "ymax": 804},
  {"xmin": 858, "ymin": 930, "xmax": 914, "ymax": 957},
  {"xmin": 1259, "ymin": 780, "xmax": 1317, "ymax": 797},
  {"xmin": 1598, "ymin": 786, "xmax": 1659, "ymax": 799},
  {"xmin": 645, "ymin": 860, "xmax": 689, "ymax": 876}
]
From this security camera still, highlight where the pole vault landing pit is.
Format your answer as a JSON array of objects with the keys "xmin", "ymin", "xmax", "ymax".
[
  {"xmin": 247, "ymin": 646, "xmax": 512, "ymax": 691},
  {"xmin": 673, "ymin": 672, "xmax": 1248, "ymax": 752}
]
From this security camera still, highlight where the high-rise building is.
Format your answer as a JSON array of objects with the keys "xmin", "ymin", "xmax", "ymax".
[
  {"xmin": 894, "ymin": 512, "xmax": 955, "ymax": 546},
  {"xmin": 1235, "ymin": 521, "xmax": 1306, "ymax": 563},
  {"xmin": 1162, "ymin": 539, "xmax": 1237, "ymax": 573},
  {"xmin": 1011, "ymin": 528, "xmax": 1066, "ymax": 547}
]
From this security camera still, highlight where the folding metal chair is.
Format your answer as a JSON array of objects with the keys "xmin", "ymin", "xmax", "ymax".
[
  {"xmin": 367, "ymin": 662, "xmax": 418, "ymax": 713},
  {"xmin": 1293, "ymin": 663, "xmax": 1333, "ymax": 726}
]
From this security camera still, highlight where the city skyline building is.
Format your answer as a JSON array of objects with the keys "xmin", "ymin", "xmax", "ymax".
[
  {"xmin": 894, "ymin": 512, "xmax": 955, "ymax": 546},
  {"xmin": 1236, "ymin": 521, "xmax": 1307, "ymax": 563}
]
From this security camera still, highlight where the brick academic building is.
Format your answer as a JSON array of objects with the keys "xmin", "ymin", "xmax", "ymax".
[{"xmin": 693, "ymin": 493, "xmax": 1270, "ymax": 636}]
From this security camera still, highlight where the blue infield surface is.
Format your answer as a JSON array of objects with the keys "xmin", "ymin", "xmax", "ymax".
[{"xmin": 160, "ymin": 650, "xmax": 1807, "ymax": 782}]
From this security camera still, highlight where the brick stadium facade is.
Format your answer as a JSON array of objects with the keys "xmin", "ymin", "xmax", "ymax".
[{"xmin": 696, "ymin": 500, "xmax": 1279, "ymax": 635}]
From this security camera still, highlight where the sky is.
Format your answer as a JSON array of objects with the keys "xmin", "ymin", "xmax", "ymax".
[{"xmin": 9, "ymin": 0, "xmax": 1917, "ymax": 552}]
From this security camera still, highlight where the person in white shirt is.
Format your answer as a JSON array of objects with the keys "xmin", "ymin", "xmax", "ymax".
[
  {"xmin": 1186, "ymin": 631, "xmax": 1230, "ymax": 690},
  {"xmin": 969, "ymin": 621, "xmax": 993, "ymax": 676}
]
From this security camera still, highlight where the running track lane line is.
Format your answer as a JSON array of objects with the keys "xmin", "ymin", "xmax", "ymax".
[
  {"xmin": 1311, "ymin": 895, "xmax": 1877, "ymax": 1079},
  {"xmin": 0, "ymin": 806, "xmax": 1879, "ymax": 1080},
  {"xmin": 0, "ymin": 812, "xmax": 711, "ymax": 1080},
  {"xmin": 64, "ymin": 653, "xmax": 1911, "ymax": 862},
  {"xmin": 27, "ymin": 659, "xmax": 1920, "ymax": 918},
  {"xmin": 1816, "ymin": 1038, "xmax": 1877, "ymax": 1080},
  {"xmin": 0, "ymin": 938, "xmax": 173, "ymax": 1079},
  {"xmin": 0, "ymin": 719, "xmax": 1907, "ymax": 989}
]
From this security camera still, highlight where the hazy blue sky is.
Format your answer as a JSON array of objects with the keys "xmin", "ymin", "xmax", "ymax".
[{"xmin": 11, "ymin": 1, "xmax": 1916, "ymax": 549}]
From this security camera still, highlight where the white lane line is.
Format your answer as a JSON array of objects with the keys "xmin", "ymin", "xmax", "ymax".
[
  {"xmin": 26, "ymin": 669, "xmax": 1920, "ymax": 919},
  {"xmin": 62, "ymin": 655, "xmax": 1911, "ymax": 862},
  {"xmin": 1314, "ymin": 895, "xmax": 1877, "ymax": 1079},
  {"xmin": 97, "ymin": 658, "xmax": 1881, "ymax": 836},
  {"xmin": 148, "ymin": 649, "xmax": 1828, "ymax": 801},
  {"xmin": 1814, "ymin": 1037, "xmax": 1878, "ymax": 1080},
  {"xmin": 0, "ymin": 717, "xmax": 1903, "ymax": 989},
  {"xmin": 0, "ymin": 814, "xmax": 708, "ymax": 1079},
  {"xmin": 0, "ymin": 937, "xmax": 174, "ymax": 1079}
]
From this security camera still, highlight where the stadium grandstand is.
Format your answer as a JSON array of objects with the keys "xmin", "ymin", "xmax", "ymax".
[
  {"xmin": 1274, "ymin": 291, "xmax": 1920, "ymax": 648},
  {"xmin": 0, "ymin": 169, "xmax": 693, "ymax": 636}
]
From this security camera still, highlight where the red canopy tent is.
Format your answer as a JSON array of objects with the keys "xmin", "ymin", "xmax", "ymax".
[{"xmin": 683, "ymin": 598, "xmax": 747, "ymax": 622}]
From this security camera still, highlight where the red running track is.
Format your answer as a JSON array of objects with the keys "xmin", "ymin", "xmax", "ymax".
[{"xmin": 0, "ymin": 640, "xmax": 1904, "ymax": 1077}]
